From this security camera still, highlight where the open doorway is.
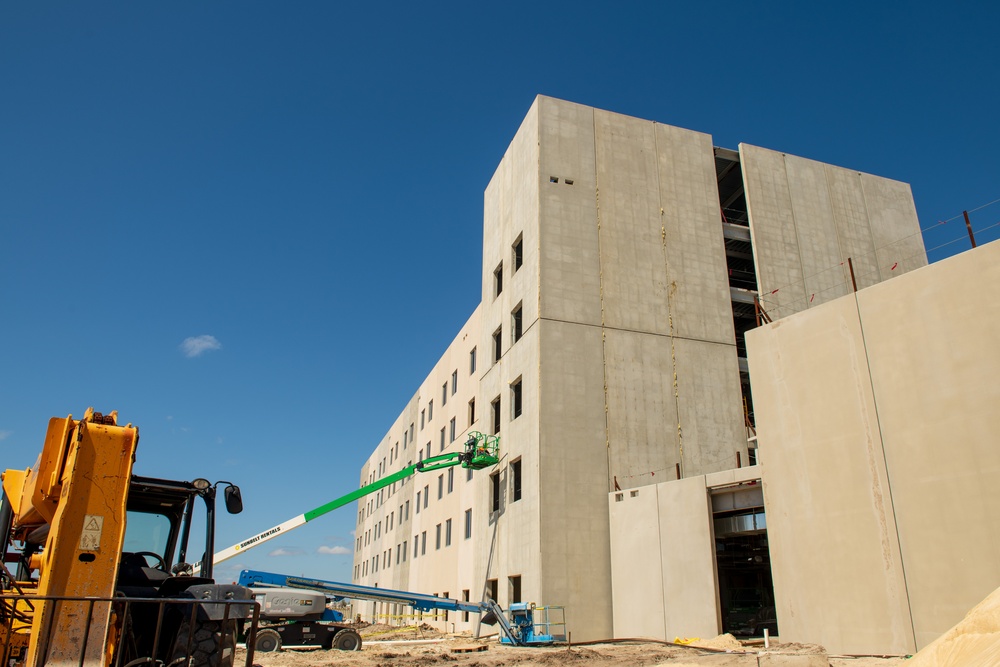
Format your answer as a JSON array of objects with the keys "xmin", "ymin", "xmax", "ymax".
[{"xmin": 713, "ymin": 507, "xmax": 778, "ymax": 638}]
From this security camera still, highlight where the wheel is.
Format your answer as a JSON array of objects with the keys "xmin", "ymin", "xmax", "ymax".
[
  {"xmin": 169, "ymin": 618, "xmax": 238, "ymax": 667},
  {"xmin": 331, "ymin": 629, "xmax": 362, "ymax": 651},
  {"xmin": 253, "ymin": 628, "xmax": 282, "ymax": 653}
]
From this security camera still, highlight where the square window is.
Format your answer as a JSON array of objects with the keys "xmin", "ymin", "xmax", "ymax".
[{"xmin": 512, "ymin": 235, "xmax": 523, "ymax": 272}]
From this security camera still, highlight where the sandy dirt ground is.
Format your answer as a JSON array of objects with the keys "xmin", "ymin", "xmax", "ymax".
[{"xmin": 242, "ymin": 624, "xmax": 909, "ymax": 667}]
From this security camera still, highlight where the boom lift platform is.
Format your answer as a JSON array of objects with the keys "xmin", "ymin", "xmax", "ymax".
[
  {"xmin": 213, "ymin": 432, "xmax": 500, "ymax": 565},
  {"xmin": 238, "ymin": 570, "xmax": 565, "ymax": 649}
]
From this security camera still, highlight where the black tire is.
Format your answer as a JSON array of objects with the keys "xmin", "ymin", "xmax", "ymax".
[
  {"xmin": 331, "ymin": 629, "xmax": 362, "ymax": 651},
  {"xmin": 169, "ymin": 618, "xmax": 238, "ymax": 667},
  {"xmin": 253, "ymin": 628, "xmax": 282, "ymax": 653}
]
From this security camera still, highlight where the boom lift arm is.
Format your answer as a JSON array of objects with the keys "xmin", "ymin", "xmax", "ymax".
[
  {"xmin": 213, "ymin": 432, "xmax": 500, "ymax": 564},
  {"xmin": 238, "ymin": 569, "xmax": 527, "ymax": 645}
]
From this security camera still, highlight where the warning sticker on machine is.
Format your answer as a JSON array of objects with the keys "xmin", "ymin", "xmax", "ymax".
[{"xmin": 80, "ymin": 515, "xmax": 103, "ymax": 551}]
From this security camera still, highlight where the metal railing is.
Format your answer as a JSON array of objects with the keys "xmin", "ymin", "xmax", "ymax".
[{"xmin": 0, "ymin": 593, "xmax": 259, "ymax": 667}]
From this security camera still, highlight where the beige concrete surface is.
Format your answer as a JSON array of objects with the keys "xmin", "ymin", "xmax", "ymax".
[
  {"xmin": 747, "ymin": 241, "xmax": 1000, "ymax": 655},
  {"xmin": 907, "ymin": 584, "xmax": 1000, "ymax": 667}
]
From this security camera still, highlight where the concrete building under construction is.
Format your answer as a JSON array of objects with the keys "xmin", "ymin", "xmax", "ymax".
[{"xmin": 351, "ymin": 96, "xmax": 953, "ymax": 649}]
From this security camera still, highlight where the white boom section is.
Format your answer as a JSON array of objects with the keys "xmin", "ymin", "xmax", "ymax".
[{"xmin": 214, "ymin": 514, "xmax": 306, "ymax": 564}]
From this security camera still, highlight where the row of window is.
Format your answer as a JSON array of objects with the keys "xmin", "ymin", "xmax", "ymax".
[
  {"xmin": 493, "ymin": 235, "xmax": 524, "ymax": 300},
  {"xmin": 491, "ymin": 303, "xmax": 525, "ymax": 364},
  {"xmin": 355, "ymin": 508, "xmax": 475, "ymax": 579},
  {"xmin": 363, "ymin": 459, "xmax": 522, "ymax": 549}
]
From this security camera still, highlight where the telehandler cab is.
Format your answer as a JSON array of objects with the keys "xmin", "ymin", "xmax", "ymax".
[{"xmin": 0, "ymin": 409, "xmax": 259, "ymax": 667}]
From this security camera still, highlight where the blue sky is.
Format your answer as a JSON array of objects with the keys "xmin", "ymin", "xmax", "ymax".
[{"xmin": 2, "ymin": 2, "xmax": 997, "ymax": 583}]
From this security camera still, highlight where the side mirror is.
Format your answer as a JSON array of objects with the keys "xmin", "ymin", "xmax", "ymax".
[{"xmin": 224, "ymin": 485, "xmax": 243, "ymax": 514}]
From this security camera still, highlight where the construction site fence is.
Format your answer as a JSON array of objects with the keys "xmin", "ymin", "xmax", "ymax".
[{"xmin": 0, "ymin": 593, "xmax": 260, "ymax": 667}]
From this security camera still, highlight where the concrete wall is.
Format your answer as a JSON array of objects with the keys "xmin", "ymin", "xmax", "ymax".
[
  {"xmin": 741, "ymin": 144, "xmax": 926, "ymax": 320},
  {"xmin": 609, "ymin": 467, "xmax": 762, "ymax": 640},
  {"xmin": 746, "ymin": 240, "xmax": 1000, "ymax": 654}
]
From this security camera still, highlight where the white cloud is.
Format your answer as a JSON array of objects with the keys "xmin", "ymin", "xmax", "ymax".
[
  {"xmin": 317, "ymin": 545, "xmax": 351, "ymax": 555},
  {"xmin": 268, "ymin": 547, "xmax": 304, "ymax": 557},
  {"xmin": 180, "ymin": 335, "xmax": 222, "ymax": 358}
]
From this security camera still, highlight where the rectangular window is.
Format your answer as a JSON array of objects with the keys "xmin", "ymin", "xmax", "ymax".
[
  {"xmin": 512, "ymin": 377, "xmax": 523, "ymax": 419},
  {"xmin": 464, "ymin": 508, "xmax": 472, "ymax": 539},
  {"xmin": 468, "ymin": 398, "xmax": 476, "ymax": 426},
  {"xmin": 513, "ymin": 235, "xmax": 523, "ymax": 272},
  {"xmin": 449, "ymin": 417, "xmax": 456, "ymax": 443},
  {"xmin": 414, "ymin": 536, "xmax": 419, "ymax": 558},
  {"xmin": 512, "ymin": 302, "xmax": 523, "ymax": 343},
  {"xmin": 416, "ymin": 491, "xmax": 421, "ymax": 513},
  {"xmin": 423, "ymin": 485, "xmax": 429, "ymax": 509},
  {"xmin": 404, "ymin": 500, "xmax": 410, "ymax": 520},
  {"xmin": 491, "ymin": 395, "xmax": 501, "ymax": 434},
  {"xmin": 470, "ymin": 347, "xmax": 477, "ymax": 375},
  {"xmin": 492, "ymin": 327, "xmax": 502, "ymax": 363},
  {"xmin": 421, "ymin": 531, "xmax": 427, "ymax": 555},
  {"xmin": 420, "ymin": 409, "xmax": 425, "ymax": 429},
  {"xmin": 409, "ymin": 423, "xmax": 415, "ymax": 442},
  {"xmin": 451, "ymin": 370, "xmax": 458, "ymax": 395},
  {"xmin": 487, "ymin": 579, "xmax": 498, "ymax": 603},
  {"xmin": 466, "ymin": 467, "xmax": 473, "ymax": 482},
  {"xmin": 428, "ymin": 400, "xmax": 433, "ymax": 421},
  {"xmin": 494, "ymin": 262, "xmax": 503, "ymax": 297},
  {"xmin": 509, "ymin": 575, "xmax": 522, "ymax": 604},
  {"xmin": 490, "ymin": 471, "xmax": 501, "ymax": 513},
  {"xmin": 403, "ymin": 541, "xmax": 408, "ymax": 561},
  {"xmin": 403, "ymin": 431, "xmax": 408, "ymax": 448},
  {"xmin": 437, "ymin": 474, "xmax": 444, "ymax": 500},
  {"xmin": 396, "ymin": 544, "xmax": 400, "ymax": 565},
  {"xmin": 511, "ymin": 459, "xmax": 522, "ymax": 502},
  {"xmin": 445, "ymin": 518, "xmax": 452, "ymax": 546},
  {"xmin": 435, "ymin": 523, "xmax": 442, "ymax": 550},
  {"xmin": 442, "ymin": 382, "xmax": 448, "ymax": 406},
  {"xmin": 447, "ymin": 467, "xmax": 454, "ymax": 494}
]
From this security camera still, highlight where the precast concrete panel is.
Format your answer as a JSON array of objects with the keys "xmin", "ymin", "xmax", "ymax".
[
  {"xmin": 538, "ymin": 318, "xmax": 614, "ymax": 641},
  {"xmin": 609, "ymin": 486, "xmax": 666, "ymax": 639},
  {"xmin": 859, "ymin": 174, "xmax": 928, "ymax": 277},
  {"xmin": 594, "ymin": 109, "xmax": 671, "ymax": 335},
  {"xmin": 654, "ymin": 123, "xmax": 735, "ymax": 345},
  {"xmin": 538, "ymin": 97, "xmax": 602, "ymax": 326},
  {"xmin": 825, "ymin": 166, "xmax": 881, "ymax": 290},
  {"xmin": 746, "ymin": 298, "xmax": 914, "ymax": 655},
  {"xmin": 657, "ymin": 477, "xmax": 720, "ymax": 640},
  {"xmin": 856, "ymin": 241, "xmax": 1000, "ymax": 648},
  {"xmin": 783, "ymin": 154, "xmax": 850, "ymax": 307},
  {"xmin": 671, "ymin": 337, "xmax": 745, "ymax": 476},
  {"xmin": 603, "ymin": 328, "xmax": 679, "ymax": 488},
  {"xmin": 741, "ymin": 144, "xmax": 807, "ymax": 320}
]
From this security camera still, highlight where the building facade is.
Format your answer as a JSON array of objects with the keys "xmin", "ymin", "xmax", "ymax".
[{"xmin": 352, "ymin": 96, "xmax": 926, "ymax": 641}]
